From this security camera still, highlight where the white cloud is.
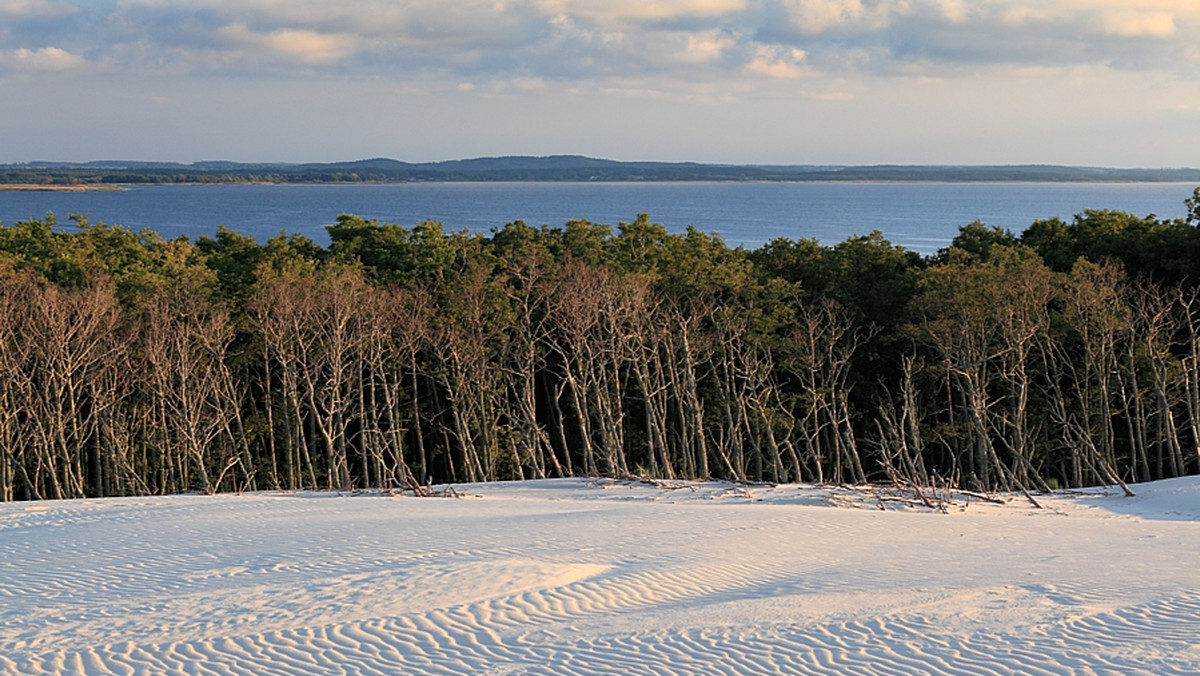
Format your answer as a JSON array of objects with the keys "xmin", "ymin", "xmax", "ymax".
[
  {"xmin": 0, "ymin": 46, "xmax": 83, "ymax": 71},
  {"xmin": 192, "ymin": 22, "xmax": 355, "ymax": 67},
  {"xmin": 534, "ymin": 0, "xmax": 745, "ymax": 24},
  {"xmin": 210, "ymin": 23, "xmax": 356, "ymax": 64},
  {"xmin": 1101, "ymin": 10, "xmax": 1175, "ymax": 38},
  {"xmin": 936, "ymin": 0, "xmax": 968, "ymax": 23},
  {"xmin": 512, "ymin": 76, "xmax": 547, "ymax": 90},
  {"xmin": 745, "ymin": 45, "xmax": 808, "ymax": 78},
  {"xmin": 546, "ymin": 12, "xmax": 626, "ymax": 48},
  {"xmin": 681, "ymin": 30, "xmax": 735, "ymax": 63},
  {"xmin": 780, "ymin": 0, "xmax": 864, "ymax": 34}
]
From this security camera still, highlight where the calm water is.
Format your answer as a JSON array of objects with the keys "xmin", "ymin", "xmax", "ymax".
[{"xmin": 2, "ymin": 182, "xmax": 1195, "ymax": 255}]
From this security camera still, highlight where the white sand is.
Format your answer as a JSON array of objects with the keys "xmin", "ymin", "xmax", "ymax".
[{"xmin": 2, "ymin": 477, "xmax": 1198, "ymax": 675}]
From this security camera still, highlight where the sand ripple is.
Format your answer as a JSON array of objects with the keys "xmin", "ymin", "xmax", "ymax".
[
  {"xmin": 1, "ymin": 481, "xmax": 1198, "ymax": 675},
  {"xmin": 7, "ymin": 590, "xmax": 1200, "ymax": 674}
]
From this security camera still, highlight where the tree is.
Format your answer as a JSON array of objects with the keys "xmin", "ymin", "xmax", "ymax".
[
  {"xmin": 20, "ymin": 277, "xmax": 124, "ymax": 499},
  {"xmin": 196, "ymin": 225, "xmax": 266, "ymax": 307},
  {"xmin": 141, "ymin": 272, "xmax": 245, "ymax": 494},
  {"xmin": 490, "ymin": 221, "xmax": 561, "ymax": 479},
  {"xmin": 938, "ymin": 221, "xmax": 1021, "ymax": 264},
  {"xmin": 1051, "ymin": 260, "xmax": 1135, "ymax": 494},
  {"xmin": 913, "ymin": 248, "xmax": 1054, "ymax": 493},
  {"xmin": 421, "ymin": 231, "xmax": 511, "ymax": 482},
  {"xmin": 782, "ymin": 296, "xmax": 872, "ymax": 484}
]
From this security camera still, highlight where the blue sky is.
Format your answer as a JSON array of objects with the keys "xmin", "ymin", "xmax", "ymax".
[{"xmin": 2, "ymin": 0, "xmax": 1198, "ymax": 166}]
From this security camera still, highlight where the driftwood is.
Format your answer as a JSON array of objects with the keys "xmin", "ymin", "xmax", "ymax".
[
  {"xmin": 636, "ymin": 478, "xmax": 699, "ymax": 492},
  {"xmin": 957, "ymin": 489, "xmax": 1008, "ymax": 505},
  {"xmin": 403, "ymin": 475, "xmax": 461, "ymax": 498},
  {"xmin": 348, "ymin": 476, "xmax": 465, "ymax": 498}
]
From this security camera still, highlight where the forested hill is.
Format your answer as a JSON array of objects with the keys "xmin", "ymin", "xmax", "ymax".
[{"xmin": 5, "ymin": 156, "xmax": 1200, "ymax": 185}]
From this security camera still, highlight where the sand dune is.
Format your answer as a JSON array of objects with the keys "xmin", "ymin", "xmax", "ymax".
[{"xmin": 2, "ymin": 478, "xmax": 1199, "ymax": 674}]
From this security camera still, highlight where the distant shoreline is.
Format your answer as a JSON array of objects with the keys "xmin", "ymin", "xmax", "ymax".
[
  {"xmin": 0, "ymin": 183, "xmax": 126, "ymax": 192},
  {"xmin": 5, "ymin": 156, "xmax": 1200, "ymax": 185}
]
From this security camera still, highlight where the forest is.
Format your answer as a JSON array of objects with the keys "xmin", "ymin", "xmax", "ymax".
[{"xmin": 1, "ymin": 189, "xmax": 1199, "ymax": 502}]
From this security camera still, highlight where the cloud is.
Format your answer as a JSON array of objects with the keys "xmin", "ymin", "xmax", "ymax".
[
  {"xmin": 760, "ymin": 0, "xmax": 1200, "ymax": 78},
  {"xmin": 999, "ymin": 7, "xmax": 1052, "ymax": 27},
  {"xmin": 772, "ymin": 0, "xmax": 905, "ymax": 36},
  {"xmin": 0, "ymin": 46, "xmax": 84, "ymax": 71},
  {"xmin": 935, "ymin": 0, "xmax": 969, "ymax": 24},
  {"xmin": 534, "ymin": 0, "xmax": 746, "ymax": 25},
  {"xmin": 9, "ymin": 0, "xmax": 1200, "ymax": 90},
  {"xmin": 1101, "ymin": 10, "xmax": 1175, "ymax": 38},
  {"xmin": 217, "ymin": 23, "xmax": 356, "ymax": 64},
  {"xmin": 680, "ymin": 30, "xmax": 736, "ymax": 62},
  {"xmin": 745, "ymin": 44, "xmax": 808, "ymax": 78},
  {"xmin": 511, "ymin": 76, "xmax": 547, "ymax": 90},
  {"xmin": 0, "ymin": 0, "xmax": 76, "ymax": 18}
]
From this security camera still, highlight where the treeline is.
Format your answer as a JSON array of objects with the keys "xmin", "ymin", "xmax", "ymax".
[
  {"xmin": 1, "ymin": 191, "xmax": 1200, "ymax": 501},
  {"xmin": 0, "ymin": 166, "xmax": 769, "ymax": 186},
  {"xmin": 0, "ymin": 168, "xmax": 384, "ymax": 186},
  {"xmin": 9, "ymin": 159, "xmax": 1200, "ymax": 186}
]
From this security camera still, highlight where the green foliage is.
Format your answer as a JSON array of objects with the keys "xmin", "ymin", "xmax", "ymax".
[
  {"xmin": 0, "ymin": 214, "xmax": 212, "ymax": 307},
  {"xmin": 1022, "ymin": 206, "xmax": 1200, "ymax": 284},
  {"xmin": 611, "ymin": 213, "xmax": 671, "ymax": 275},
  {"xmin": 748, "ymin": 236, "xmax": 827, "ymax": 289},
  {"xmin": 1021, "ymin": 217, "xmax": 1075, "ymax": 271},
  {"xmin": 196, "ymin": 226, "xmax": 266, "ymax": 305},
  {"xmin": 939, "ymin": 221, "xmax": 1022, "ymax": 264},
  {"xmin": 559, "ymin": 218, "xmax": 613, "ymax": 266},
  {"xmin": 1186, "ymin": 187, "xmax": 1200, "ymax": 226},
  {"xmin": 824, "ymin": 231, "xmax": 923, "ymax": 332},
  {"xmin": 260, "ymin": 231, "xmax": 325, "ymax": 274},
  {"xmin": 489, "ymin": 220, "xmax": 561, "ymax": 270},
  {"xmin": 326, "ymin": 214, "xmax": 412, "ymax": 283}
]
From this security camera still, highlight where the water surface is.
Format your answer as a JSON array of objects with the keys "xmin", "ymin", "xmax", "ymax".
[{"xmin": 2, "ymin": 181, "xmax": 1194, "ymax": 254}]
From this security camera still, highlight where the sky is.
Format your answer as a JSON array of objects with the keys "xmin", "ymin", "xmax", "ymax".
[{"xmin": 1, "ymin": 0, "xmax": 1199, "ymax": 166}]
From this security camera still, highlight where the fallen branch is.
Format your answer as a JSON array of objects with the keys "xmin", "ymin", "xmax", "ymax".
[
  {"xmin": 635, "ymin": 478, "xmax": 699, "ymax": 492},
  {"xmin": 957, "ymin": 489, "xmax": 1008, "ymax": 505}
]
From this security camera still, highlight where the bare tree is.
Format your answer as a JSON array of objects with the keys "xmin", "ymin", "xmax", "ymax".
[
  {"xmin": 784, "ymin": 296, "xmax": 871, "ymax": 484},
  {"xmin": 141, "ymin": 278, "xmax": 243, "ymax": 494},
  {"xmin": 1123, "ymin": 278, "xmax": 1186, "ymax": 480},
  {"xmin": 249, "ymin": 262, "xmax": 319, "ymax": 489},
  {"xmin": 21, "ymin": 277, "xmax": 123, "ymax": 499},
  {"xmin": 544, "ymin": 259, "xmax": 614, "ymax": 476}
]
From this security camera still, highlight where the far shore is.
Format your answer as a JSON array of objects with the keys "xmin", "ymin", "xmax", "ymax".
[{"xmin": 1, "ymin": 183, "xmax": 127, "ymax": 192}]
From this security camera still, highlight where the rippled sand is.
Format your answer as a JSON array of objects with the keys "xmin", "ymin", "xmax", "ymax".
[{"xmin": 2, "ymin": 477, "xmax": 1198, "ymax": 674}]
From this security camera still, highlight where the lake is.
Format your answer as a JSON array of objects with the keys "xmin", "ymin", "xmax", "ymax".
[{"xmin": 2, "ymin": 181, "xmax": 1196, "ymax": 255}]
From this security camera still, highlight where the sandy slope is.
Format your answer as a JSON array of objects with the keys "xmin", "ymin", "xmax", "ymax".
[{"xmin": 1, "ymin": 478, "xmax": 1198, "ymax": 675}]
